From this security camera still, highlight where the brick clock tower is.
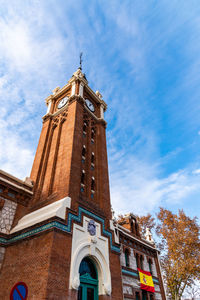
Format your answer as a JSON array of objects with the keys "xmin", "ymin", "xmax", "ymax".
[{"xmin": 0, "ymin": 68, "xmax": 123, "ymax": 299}]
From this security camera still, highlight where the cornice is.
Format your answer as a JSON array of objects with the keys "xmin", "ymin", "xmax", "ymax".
[
  {"xmin": 0, "ymin": 177, "xmax": 33, "ymax": 195},
  {"xmin": 45, "ymin": 83, "xmax": 71, "ymax": 105},
  {"xmin": 0, "ymin": 170, "xmax": 33, "ymax": 190},
  {"xmin": 68, "ymin": 75, "xmax": 88, "ymax": 86},
  {"xmin": 68, "ymin": 68, "xmax": 88, "ymax": 86},
  {"xmin": 45, "ymin": 95, "xmax": 54, "ymax": 105},
  {"xmin": 44, "ymin": 69, "xmax": 107, "ymax": 111},
  {"xmin": 43, "ymin": 95, "xmax": 107, "ymax": 126},
  {"xmin": 0, "ymin": 206, "xmax": 120, "ymax": 253},
  {"xmin": 52, "ymin": 82, "xmax": 71, "ymax": 99},
  {"xmin": 117, "ymin": 226, "xmax": 157, "ymax": 252}
]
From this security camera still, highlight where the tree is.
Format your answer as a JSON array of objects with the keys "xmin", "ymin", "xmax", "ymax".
[
  {"xmin": 136, "ymin": 213, "xmax": 155, "ymax": 236},
  {"xmin": 156, "ymin": 208, "xmax": 200, "ymax": 300},
  {"xmin": 184, "ymin": 283, "xmax": 200, "ymax": 300},
  {"xmin": 117, "ymin": 209, "xmax": 200, "ymax": 300}
]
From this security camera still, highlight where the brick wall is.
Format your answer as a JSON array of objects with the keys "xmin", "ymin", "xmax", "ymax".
[
  {"xmin": 0, "ymin": 247, "xmax": 5, "ymax": 270},
  {"xmin": 0, "ymin": 230, "xmax": 74, "ymax": 299}
]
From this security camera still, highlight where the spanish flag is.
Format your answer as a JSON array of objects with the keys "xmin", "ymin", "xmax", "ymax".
[{"xmin": 138, "ymin": 268, "xmax": 155, "ymax": 292}]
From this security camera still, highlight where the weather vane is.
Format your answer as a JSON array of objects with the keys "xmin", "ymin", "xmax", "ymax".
[{"xmin": 79, "ymin": 52, "xmax": 83, "ymax": 70}]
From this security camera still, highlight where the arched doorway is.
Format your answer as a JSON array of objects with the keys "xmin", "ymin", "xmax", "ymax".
[{"xmin": 77, "ymin": 257, "xmax": 98, "ymax": 300}]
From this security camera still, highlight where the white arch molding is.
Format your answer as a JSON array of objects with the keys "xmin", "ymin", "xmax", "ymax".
[{"xmin": 69, "ymin": 217, "xmax": 112, "ymax": 296}]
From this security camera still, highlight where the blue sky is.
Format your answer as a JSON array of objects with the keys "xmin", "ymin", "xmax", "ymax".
[{"xmin": 0, "ymin": 0, "xmax": 200, "ymax": 220}]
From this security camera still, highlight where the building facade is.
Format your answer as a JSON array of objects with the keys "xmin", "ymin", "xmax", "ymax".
[{"xmin": 0, "ymin": 68, "xmax": 166, "ymax": 300}]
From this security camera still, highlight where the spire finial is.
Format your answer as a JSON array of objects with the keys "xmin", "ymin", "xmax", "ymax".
[{"xmin": 79, "ymin": 52, "xmax": 83, "ymax": 70}]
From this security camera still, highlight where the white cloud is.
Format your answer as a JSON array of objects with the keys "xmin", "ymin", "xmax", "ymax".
[
  {"xmin": 0, "ymin": 128, "xmax": 34, "ymax": 179},
  {"xmin": 192, "ymin": 169, "xmax": 200, "ymax": 175},
  {"xmin": 0, "ymin": 2, "xmax": 78, "ymax": 179},
  {"xmin": 0, "ymin": 20, "xmax": 32, "ymax": 70},
  {"xmin": 0, "ymin": 0, "xmax": 200, "ymax": 223},
  {"xmin": 110, "ymin": 153, "xmax": 200, "ymax": 216}
]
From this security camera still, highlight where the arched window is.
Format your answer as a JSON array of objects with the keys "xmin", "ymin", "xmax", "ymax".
[
  {"xmin": 81, "ymin": 170, "xmax": 85, "ymax": 185},
  {"xmin": 124, "ymin": 249, "xmax": 130, "ymax": 267},
  {"xmin": 135, "ymin": 222, "xmax": 139, "ymax": 235},
  {"xmin": 82, "ymin": 145, "xmax": 86, "ymax": 157},
  {"xmin": 131, "ymin": 220, "xmax": 136, "ymax": 234},
  {"xmin": 78, "ymin": 257, "xmax": 98, "ymax": 300},
  {"xmin": 136, "ymin": 253, "xmax": 139, "ymax": 269},
  {"xmin": 140, "ymin": 255, "xmax": 144, "ymax": 270},
  {"xmin": 148, "ymin": 258, "xmax": 153, "ymax": 274},
  {"xmin": 136, "ymin": 292, "xmax": 140, "ymax": 300},
  {"xmin": 91, "ymin": 152, "xmax": 95, "ymax": 164},
  {"xmin": 150, "ymin": 294, "xmax": 154, "ymax": 300},
  {"xmin": 79, "ymin": 257, "xmax": 97, "ymax": 279},
  {"xmin": 91, "ymin": 128, "xmax": 95, "ymax": 144},
  {"xmin": 83, "ymin": 122, "xmax": 87, "ymax": 133},
  {"xmin": 142, "ymin": 290, "xmax": 147, "ymax": 300},
  {"xmin": 91, "ymin": 128, "xmax": 95, "ymax": 139},
  {"xmin": 91, "ymin": 177, "xmax": 95, "ymax": 191}
]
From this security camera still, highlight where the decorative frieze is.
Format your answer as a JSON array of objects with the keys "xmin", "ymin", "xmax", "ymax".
[
  {"xmin": 0, "ymin": 198, "xmax": 17, "ymax": 234},
  {"xmin": 122, "ymin": 275, "xmax": 140, "ymax": 288},
  {"xmin": 123, "ymin": 285, "xmax": 133, "ymax": 295}
]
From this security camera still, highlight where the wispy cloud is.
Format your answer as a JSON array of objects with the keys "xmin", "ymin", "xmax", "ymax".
[
  {"xmin": 0, "ymin": 1, "xmax": 200, "ymax": 221},
  {"xmin": 110, "ymin": 153, "xmax": 200, "ymax": 217}
]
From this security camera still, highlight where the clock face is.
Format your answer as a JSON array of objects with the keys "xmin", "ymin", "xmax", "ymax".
[
  {"xmin": 85, "ymin": 99, "xmax": 95, "ymax": 112},
  {"xmin": 57, "ymin": 96, "xmax": 68, "ymax": 109}
]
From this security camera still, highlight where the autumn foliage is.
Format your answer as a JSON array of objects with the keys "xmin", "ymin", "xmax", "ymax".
[
  {"xmin": 135, "ymin": 208, "xmax": 200, "ymax": 300},
  {"xmin": 120, "ymin": 208, "xmax": 200, "ymax": 300},
  {"xmin": 137, "ymin": 213, "xmax": 155, "ymax": 236},
  {"xmin": 156, "ymin": 208, "xmax": 200, "ymax": 300}
]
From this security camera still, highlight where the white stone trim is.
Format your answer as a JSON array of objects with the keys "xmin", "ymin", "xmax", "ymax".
[
  {"xmin": 100, "ymin": 104, "xmax": 104, "ymax": 119},
  {"xmin": 0, "ymin": 177, "xmax": 33, "ymax": 195},
  {"xmin": 69, "ymin": 216, "xmax": 112, "ymax": 295},
  {"xmin": 117, "ymin": 225, "xmax": 157, "ymax": 251},
  {"xmin": 0, "ymin": 169, "xmax": 33, "ymax": 188},
  {"xmin": 46, "ymin": 100, "xmax": 52, "ymax": 114},
  {"xmin": 10, "ymin": 197, "xmax": 71, "ymax": 233},
  {"xmin": 49, "ymin": 83, "xmax": 70, "ymax": 100},
  {"xmin": 84, "ymin": 85, "xmax": 107, "ymax": 110},
  {"xmin": 110, "ymin": 220, "xmax": 119, "ymax": 244},
  {"xmin": 95, "ymin": 91, "xmax": 103, "ymax": 100},
  {"xmin": 71, "ymin": 82, "xmax": 76, "ymax": 96},
  {"xmin": 83, "ymin": 103, "xmax": 106, "ymax": 123},
  {"xmin": 79, "ymin": 82, "xmax": 84, "ymax": 97},
  {"xmin": 52, "ymin": 87, "xmax": 60, "ymax": 95},
  {"xmin": 42, "ymin": 68, "xmax": 107, "ymax": 115}
]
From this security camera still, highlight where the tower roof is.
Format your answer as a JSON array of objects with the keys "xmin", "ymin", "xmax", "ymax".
[{"xmin": 45, "ymin": 68, "xmax": 107, "ymax": 111}]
